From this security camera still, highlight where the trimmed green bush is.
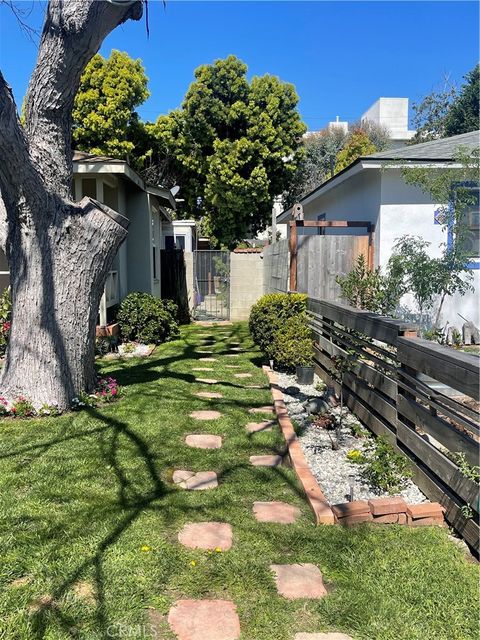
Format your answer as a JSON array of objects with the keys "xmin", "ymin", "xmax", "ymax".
[
  {"xmin": 249, "ymin": 292, "xmax": 308, "ymax": 360},
  {"xmin": 117, "ymin": 292, "xmax": 179, "ymax": 345},
  {"xmin": 270, "ymin": 314, "xmax": 313, "ymax": 370}
]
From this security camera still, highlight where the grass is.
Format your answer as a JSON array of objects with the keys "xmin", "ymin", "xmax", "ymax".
[{"xmin": 0, "ymin": 322, "xmax": 478, "ymax": 640}]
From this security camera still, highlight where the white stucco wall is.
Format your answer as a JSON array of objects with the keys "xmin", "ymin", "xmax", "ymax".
[{"xmin": 292, "ymin": 166, "xmax": 479, "ymax": 328}]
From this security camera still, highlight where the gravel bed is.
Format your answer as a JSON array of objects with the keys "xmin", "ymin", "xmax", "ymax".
[{"xmin": 276, "ymin": 371, "xmax": 427, "ymax": 506}]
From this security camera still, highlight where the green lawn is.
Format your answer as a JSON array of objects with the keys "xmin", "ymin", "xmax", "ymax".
[{"xmin": 0, "ymin": 322, "xmax": 477, "ymax": 640}]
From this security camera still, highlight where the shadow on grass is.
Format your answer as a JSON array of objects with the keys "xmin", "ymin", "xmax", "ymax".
[{"xmin": 19, "ymin": 338, "xmax": 307, "ymax": 638}]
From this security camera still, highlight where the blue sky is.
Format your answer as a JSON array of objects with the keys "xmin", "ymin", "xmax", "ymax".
[{"xmin": 0, "ymin": 1, "xmax": 478, "ymax": 131}]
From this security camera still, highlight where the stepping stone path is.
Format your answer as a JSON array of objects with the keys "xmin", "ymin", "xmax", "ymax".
[
  {"xmin": 178, "ymin": 522, "xmax": 232, "ymax": 550},
  {"xmin": 199, "ymin": 357, "xmax": 217, "ymax": 362},
  {"xmin": 253, "ymin": 501, "xmax": 300, "ymax": 524},
  {"xmin": 245, "ymin": 421, "xmax": 275, "ymax": 433},
  {"xmin": 185, "ymin": 435, "xmax": 222, "ymax": 449},
  {"xmin": 195, "ymin": 378, "xmax": 218, "ymax": 385},
  {"xmin": 234, "ymin": 373, "xmax": 252, "ymax": 379},
  {"xmin": 294, "ymin": 635, "xmax": 354, "ymax": 640},
  {"xmin": 270, "ymin": 564, "xmax": 327, "ymax": 599},
  {"xmin": 195, "ymin": 391, "xmax": 223, "ymax": 399},
  {"xmin": 173, "ymin": 470, "xmax": 218, "ymax": 490},
  {"xmin": 168, "ymin": 599, "xmax": 240, "ymax": 640},
  {"xmin": 249, "ymin": 406, "xmax": 275, "ymax": 414},
  {"xmin": 192, "ymin": 367, "xmax": 214, "ymax": 372},
  {"xmin": 190, "ymin": 410, "xmax": 222, "ymax": 420},
  {"xmin": 249, "ymin": 454, "xmax": 282, "ymax": 467}
]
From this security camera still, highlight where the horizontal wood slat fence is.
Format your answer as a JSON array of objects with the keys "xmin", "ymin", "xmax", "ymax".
[{"xmin": 308, "ymin": 298, "xmax": 480, "ymax": 553}]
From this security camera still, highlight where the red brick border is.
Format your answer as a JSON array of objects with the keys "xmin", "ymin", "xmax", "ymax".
[
  {"xmin": 263, "ymin": 366, "xmax": 335, "ymax": 525},
  {"xmin": 263, "ymin": 366, "xmax": 445, "ymax": 529}
]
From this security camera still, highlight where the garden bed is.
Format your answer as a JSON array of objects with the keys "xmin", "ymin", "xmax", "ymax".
[{"xmin": 276, "ymin": 371, "xmax": 427, "ymax": 506}]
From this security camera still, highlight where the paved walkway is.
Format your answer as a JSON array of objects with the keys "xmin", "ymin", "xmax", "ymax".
[{"xmin": 165, "ymin": 325, "xmax": 352, "ymax": 640}]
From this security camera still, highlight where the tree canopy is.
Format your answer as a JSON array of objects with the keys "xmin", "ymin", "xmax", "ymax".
[
  {"xmin": 147, "ymin": 55, "xmax": 305, "ymax": 247},
  {"xmin": 334, "ymin": 129, "xmax": 376, "ymax": 173},
  {"xmin": 444, "ymin": 64, "xmax": 480, "ymax": 137},
  {"xmin": 410, "ymin": 64, "xmax": 479, "ymax": 143},
  {"xmin": 72, "ymin": 49, "xmax": 149, "ymax": 161}
]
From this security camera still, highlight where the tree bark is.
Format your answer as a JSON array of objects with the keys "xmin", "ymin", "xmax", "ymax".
[{"xmin": 0, "ymin": 0, "xmax": 143, "ymax": 409}]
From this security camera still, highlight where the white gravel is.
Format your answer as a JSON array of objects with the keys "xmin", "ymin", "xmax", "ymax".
[{"xmin": 276, "ymin": 371, "xmax": 427, "ymax": 506}]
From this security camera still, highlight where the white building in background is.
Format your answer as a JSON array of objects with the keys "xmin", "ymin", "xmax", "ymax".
[
  {"xmin": 327, "ymin": 116, "xmax": 349, "ymax": 136},
  {"xmin": 361, "ymin": 97, "xmax": 416, "ymax": 147}
]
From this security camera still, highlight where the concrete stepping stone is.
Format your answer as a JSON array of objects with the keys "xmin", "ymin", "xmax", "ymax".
[
  {"xmin": 229, "ymin": 347, "xmax": 243, "ymax": 352},
  {"xmin": 245, "ymin": 421, "xmax": 275, "ymax": 433},
  {"xmin": 294, "ymin": 634, "xmax": 354, "ymax": 640},
  {"xmin": 246, "ymin": 384, "xmax": 264, "ymax": 389},
  {"xmin": 225, "ymin": 354, "xmax": 239, "ymax": 358},
  {"xmin": 178, "ymin": 522, "xmax": 233, "ymax": 550},
  {"xmin": 249, "ymin": 405, "xmax": 275, "ymax": 414},
  {"xmin": 195, "ymin": 378, "xmax": 218, "ymax": 385},
  {"xmin": 270, "ymin": 564, "xmax": 327, "ymax": 599},
  {"xmin": 190, "ymin": 410, "xmax": 222, "ymax": 420},
  {"xmin": 234, "ymin": 373, "xmax": 252, "ymax": 379},
  {"xmin": 249, "ymin": 454, "xmax": 282, "ymax": 467},
  {"xmin": 225, "ymin": 365, "xmax": 241, "ymax": 369},
  {"xmin": 168, "ymin": 599, "xmax": 240, "ymax": 640},
  {"xmin": 199, "ymin": 357, "xmax": 217, "ymax": 362},
  {"xmin": 253, "ymin": 501, "xmax": 301, "ymax": 524},
  {"xmin": 195, "ymin": 391, "xmax": 223, "ymax": 399},
  {"xmin": 185, "ymin": 434, "xmax": 222, "ymax": 449},
  {"xmin": 197, "ymin": 350, "xmax": 214, "ymax": 355},
  {"xmin": 192, "ymin": 367, "xmax": 214, "ymax": 372},
  {"xmin": 173, "ymin": 470, "xmax": 218, "ymax": 490}
]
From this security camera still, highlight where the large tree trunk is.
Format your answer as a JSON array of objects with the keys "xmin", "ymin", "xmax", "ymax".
[
  {"xmin": 0, "ymin": 0, "xmax": 143, "ymax": 409},
  {"xmin": 0, "ymin": 199, "xmax": 128, "ymax": 407}
]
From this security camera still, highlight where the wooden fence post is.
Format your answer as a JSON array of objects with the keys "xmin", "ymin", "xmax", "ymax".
[{"xmin": 289, "ymin": 221, "xmax": 297, "ymax": 292}]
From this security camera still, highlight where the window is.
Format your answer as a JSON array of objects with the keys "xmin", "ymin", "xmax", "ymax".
[
  {"xmin": 317, "ymin": 213, "xmax": 326, "ymax": 236},
  {"xmin": 451, "ymin": 184, "xmax": 480, "ymax": 261},
  {"xmin": 175, "ymin": 235, "xmax": 186, "ymax": 250},
  {"xmin": 152, "ymin": 246, "xmax": 157, "ymax": 279},
  {"xmin": 81, "ymin": 178, "xmax": 97, "ymax": 199},
  {"xmin": 165, "ymin": 235, "xmax": 175, "ymax": 250}
]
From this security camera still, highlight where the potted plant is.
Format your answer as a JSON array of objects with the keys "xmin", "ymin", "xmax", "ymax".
[{"xmin": 295, "ymin": 353, "xmax": 314, "ymax": 385}]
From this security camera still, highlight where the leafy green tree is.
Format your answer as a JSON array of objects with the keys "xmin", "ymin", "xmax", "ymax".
[
  {"xmin": 73, "ymin": 49, "xmax": 150, "ymax": 160},
  {"xmin": 148, "ymin": 55, "xmax": 305, "ymax": 247},
  {"xmin": 335, "ymin": 129, "xmax": 376, "ymax": 173},
  {"xmin": 410, "ymin": 77, "xmax": 457, "ymax": 144},
  {"xmin": 444, "ymin": 65, "xmax": 480, "ymax": 136},
  {"xmin": 284, "ymin": 128, "xmax": 346, "ymax": 207}
]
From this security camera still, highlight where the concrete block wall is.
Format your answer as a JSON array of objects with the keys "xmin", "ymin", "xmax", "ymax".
[{"xmin": 229, "ymin": 253, "xmax": 264, "ymax": 321}]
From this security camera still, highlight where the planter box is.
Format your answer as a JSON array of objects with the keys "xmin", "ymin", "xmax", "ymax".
[{"xmin": 96, "ymin": 322, "xmax": 120, "ymax": 338}]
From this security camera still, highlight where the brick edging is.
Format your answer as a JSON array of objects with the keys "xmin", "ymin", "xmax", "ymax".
[
  {"xmin": 263, "ymin": 366, "xmax": 446, "ymax": 529},
  {"xmin": 263, "ymin": 366, "xmax": 335, "ymax": 525}
]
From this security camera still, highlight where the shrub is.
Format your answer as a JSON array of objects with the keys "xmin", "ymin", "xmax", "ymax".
[
  {"xmin": 249, "ymin": 293, "xmax": 307, "ymax": 358},
  {"xmin": 270, "ymin": 314, "xmax": 313, "ymax": 370},
  {"xmin": 117, "ymin": 293, "xmax": 179, "ymax": 345}
]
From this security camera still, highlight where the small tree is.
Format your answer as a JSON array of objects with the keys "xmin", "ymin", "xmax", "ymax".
[
  {"xmin": 401, "ymin": 146, "xmax": 478, "ymax": 326},
  {"xmin": 335, "ymin": 129, "xmax": 376, "ymax": 173},
  {"xmin": 444, "ymin": 64, "xmax": 480, "ymax": 137}
]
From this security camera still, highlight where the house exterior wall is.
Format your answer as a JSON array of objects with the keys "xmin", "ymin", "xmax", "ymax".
[
  {"xmin": 298, "ymin": 166, "xmax": 479, "ymax": 327},
  {"xmin": 125, "ymin": 189, "xmax": 153, "ymax": 295}
]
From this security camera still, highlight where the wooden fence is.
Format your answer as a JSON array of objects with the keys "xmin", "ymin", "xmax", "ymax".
[
  {"xmin": 263, "ymin": 239, "xmax": 289, "ymax": 294},
  {"xmin": 308, "ymin": 298, "xmax": 480, "ymax": 553}
]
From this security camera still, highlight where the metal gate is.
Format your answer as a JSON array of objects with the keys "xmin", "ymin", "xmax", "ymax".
[{"xmin": 193, "ymin": 250, "xmax": 230, "ymax": 321}]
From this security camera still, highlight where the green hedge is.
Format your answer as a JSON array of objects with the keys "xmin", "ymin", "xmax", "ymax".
[
  {"xmin": 249, "ymin": 293, "xmax": 309, "ymax": 366},
  {"xmin": 117, "ymin": 292, "xmax": 179, "ymax": 345},
  {"xmin": 270, "ymin": 314, "xmax": 313, "ymax": 369}
]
